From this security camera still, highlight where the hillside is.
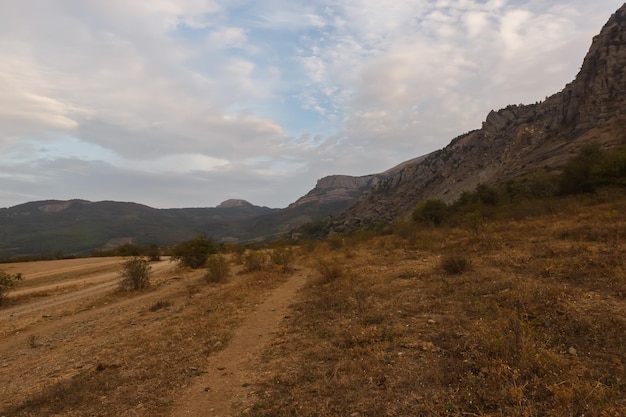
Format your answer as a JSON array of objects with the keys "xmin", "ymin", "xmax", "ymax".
[
  {"xmin": 331, "ymin": 3, "xmax": 626, "ymax": 229},
  {"xmin": 0, "ymin": 199, "xmax": 276, "ymax": 256}
]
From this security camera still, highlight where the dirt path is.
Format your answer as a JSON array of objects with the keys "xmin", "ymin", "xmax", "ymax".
[{"xmin": 171, "ymin": 269, "xmax": 308, "ymax": 417}]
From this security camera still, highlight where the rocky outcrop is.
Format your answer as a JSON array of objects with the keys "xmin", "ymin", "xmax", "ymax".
[
  {"xmin": 550, "ymin": 5, "xmax": 626, "ymax": 130},
  {"xmin": 331, "ymin": 3, "xmax": 626, "ymax": 230},
  {"xmin": 288, "ymin": 175, "xmax": 376, "ymax": 209},
  {"xmin": 216, "ymin": 199, "xmax": 254, "ymax": 209},
  {"xmin": 288, "ymin": 155, "xmax": 432, "ymax": 212}
]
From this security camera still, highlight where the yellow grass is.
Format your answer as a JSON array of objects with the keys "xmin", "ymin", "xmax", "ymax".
[
  {"xmin": 249, "ymin": 192, "xmax": 626, "ymax": 416},
  {"xmin": 1, "ymin": 191, "xmax": 625, "ymax": 416}
]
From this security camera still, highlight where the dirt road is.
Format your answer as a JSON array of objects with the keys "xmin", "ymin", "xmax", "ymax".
[{"xmin": 171, "ymin": 269, "xmax": 308, "ymax": 417}]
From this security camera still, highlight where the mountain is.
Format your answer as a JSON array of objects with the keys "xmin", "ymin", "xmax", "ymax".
[
  {"xmin": 330, "ymin": 3, "xmax": 626, "ymax": 230},
  {"xmin": 216, "ymin": 199, "xmax": 255, "ymax": 209},
  {"xmin": 0, "ymin": 199, "xmax": 276, "ymax": 256},
  {"xmin": 0, "ymin": 175, "xmax": 381, "ymax": 254},
  {"xmin": 3, "ymin": 5, "xmax": 626, "ymax": 256}
]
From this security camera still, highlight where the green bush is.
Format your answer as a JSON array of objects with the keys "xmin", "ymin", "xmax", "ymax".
[
  {"xmin": 593, "ymin": 147, "xmax": 626, "ymax": 180},
  {"xmin": 119, "ymin": 257, "xmax": 151, "ymax": 290},
  {"xmin": 412, "ymin": 199, "xmax": 448, "ymax": 226},
  {"xmin": 0, "ymin": 270, "xmax": 23, "ymax": 305},
  {"xmin": 505, "ymin": 171, "xmax": 558, "ymax": 200},
  {"xmin": 205, "ymin": 254, "xmax": 230, "ymax": 283},
  {"xmin": 171, "ymin": 236, "xmax": 217, "ymax": 269},
  {"xmin": 559, "ymin": 143, "xmax": 604, "ymax": 194}
]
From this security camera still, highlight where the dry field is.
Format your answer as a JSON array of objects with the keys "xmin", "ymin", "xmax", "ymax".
[
  {"xmin": 0, "ymin": 255, "xmax": 299, "ymax": 416},
  {"xmin": 1, "ymin": 192, "xmax": 625, "ymax": 416}
]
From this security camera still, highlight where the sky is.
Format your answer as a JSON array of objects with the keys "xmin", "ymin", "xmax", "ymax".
[{"xmin": 0, "ymin": 0, "xmax": 623, "ymax": 209}]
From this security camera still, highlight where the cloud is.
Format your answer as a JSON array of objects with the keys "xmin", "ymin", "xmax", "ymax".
[
  {"xmin": 208, "ymin": 27, "xmax": 248, "ymax": 49},
  {"xmin": 0, "ymin": 0, "xmax": 623, "ymax": 209}
]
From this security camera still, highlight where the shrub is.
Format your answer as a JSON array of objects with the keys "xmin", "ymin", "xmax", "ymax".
[
  {"xmin": 205, "ymin": 254, "xmax": 230, "ymax": 283},
  {"xmin": 559, "ymin": 143, "xmax": 604, "ymax": 194},
  {"xmin": 474, "ymin": 183, "xmax": 501, "ymax": 206},
  {"xmin": 0, "ymin": 270, "xmax": 23, "ymax": 305},
  {"xmin": 146, "ymin": 244, "xmax": 161, "ymax": 262},
  {"xmin": 119, "ymin": 257, "xmax": 151, "ymax": 290},
  {"xmin": 327, "ymin": 235, "xmax": 344, "ymax": 250},
  {"xmin": 315, "ymin": 259, "xmax": 344, "ymax": 283},
  {"xmin": 505, "ymin": 170, "xmax": 558, "ymax": 199},
  {"xmin": 593, "ymin": 146, "xmax": 626, "ymax": 180},
  {"xmin": 412, "ymin": 199, "xmax": 448, "ymax": 226},
  {"xmin": 441, "ymin": 254, "xmax": 470, "ymax": 275},
  {"xmin": 270, "ymin": 246, "xmax": 295, "ymax": 273},
  {"xmin": 243, "ymin": 251, "xmax": 267, "ymax": 272},
  {"xmin": 116, "ymin": 243, "xmax": 142, "ymax": 257},
  {"xmin": 171, "ymin": 236, "xmax": 217, "ymax": 269}
]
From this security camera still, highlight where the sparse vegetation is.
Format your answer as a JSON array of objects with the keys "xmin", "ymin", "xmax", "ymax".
[
  {"xmin": 250, "ymin": 189, "xmax": 626, "ymax": 416},
  {"xmin": 118, "ymin": 257, "xmax": 151, "ymax": 290},
  {"xmin": 314, "ymin": 258, "xmax": 345, "ymax": 283},
  {"xmin": 205, "ymin": 254, "xmax": 230, "ymax": 283},
  {"xmin": 269, "ymin": 246, "xmax": 295, "ymax": 273},
  {"xmin": 441, "ymin": 253, "xmax": 470, "ymax": 275},
  {"xmin": 0, "ymin": 269, "xmax": 23, "ymax": 305},
  {"xmin": 242, "ymin": 250, "xmax": 267, "ymax": 272},
  {"xmin": 27, "ymin": 334, "xmax": 39, "ymax": 348},
  {"xmin": 149, "ymin": 300, "xmax": 171, "ymax": 312}
]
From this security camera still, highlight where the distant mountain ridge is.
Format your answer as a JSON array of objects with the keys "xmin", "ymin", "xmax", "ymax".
[
  {"xmin": 0, "ymin": 199, "xmax": 276, "ymax": 256},
  {"xmin": 3, "ymin": 4, "xmax": 626, "ymax": 256}
]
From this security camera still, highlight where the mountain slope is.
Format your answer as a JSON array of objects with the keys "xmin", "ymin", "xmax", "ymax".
[
  {"xmin": 0, "ymin": 199, "xmax": 276, "ymax": 256},
  {"xmin": 333, "ymin": 3, "xmax": 626, "ymax": 228}
]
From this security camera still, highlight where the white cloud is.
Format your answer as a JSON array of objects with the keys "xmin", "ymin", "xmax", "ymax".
[
  {"xmin": 208, "ymin": 27, "xmax": 248, "ymax": 49},
  {"xmin": 0, "ymin": 0, "xmax": 623, "ymax": 209}
]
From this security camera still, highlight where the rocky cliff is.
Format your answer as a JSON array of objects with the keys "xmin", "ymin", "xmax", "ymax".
[
  {"xmin": 334, "ymin": 3, "xmax": 626, "ymax": 228},
  {"xmin": 288, "ymin": 175, "xmax": 377, "ymax": 209}
]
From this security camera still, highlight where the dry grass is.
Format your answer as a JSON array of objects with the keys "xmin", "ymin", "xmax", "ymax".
[
  {"xmin": 0, "ymin": 256, "xmax": 291, "ymax": 416},
  {"xmin": 248, "ymin": 192, "xmax": 626, "ymax": 416},
  {"xmin": 2, "ymin": 193, "xmax": 625, "ymax": 416}
]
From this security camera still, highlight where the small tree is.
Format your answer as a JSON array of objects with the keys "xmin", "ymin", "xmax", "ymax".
[
  {"xmin": 171, "ymin": 236, "xmax": 217, "ymax": 269},
  {"xmin": 0, "ymin": 270, "xmax": 23, "ymax": 305},
  {"xmin": 119, "ymin": 257, "xmax": 151, "ymax": 290}
]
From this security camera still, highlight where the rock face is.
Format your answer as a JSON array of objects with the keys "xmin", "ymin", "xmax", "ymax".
[
  {"xmin": 216, "ymin": 199, "xmax": 254, "ymax": 209},
  {"xmin": 288, "ymin": 175, "xmax": 377, "ymax": 209},
  {"xmin": 333, "ymin": 3, "xmax": 626, "ymax": 229}
]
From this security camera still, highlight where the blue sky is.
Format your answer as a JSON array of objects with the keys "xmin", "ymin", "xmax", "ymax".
[{"xmin": 0, "ymin": 0, "xmax": 623, "ymax": 208}]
